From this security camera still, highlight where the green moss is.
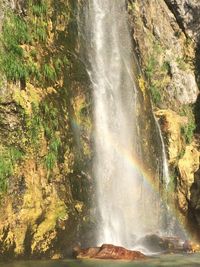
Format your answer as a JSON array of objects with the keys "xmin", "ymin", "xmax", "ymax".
[
  {"xmin": 176, "ymin": 57, "xmax": 188, "ymax": 71},
  {"xmin": 0, "ymin": 0, "xmax": 72, "ymax": 89},
  {"xmin": 0, "ymin": 0, "xmax": 75, "ymax": 184},
  {"xmin": 0, "ymin": 1, "xmax": 50, "ymax": 85},
  {"xmin": 181, "ymin": 121, "xmax": 196, "ymax": 144},
  {"xmin": 43, "ymin": 64, "xmax": 57, "ymax": 82},
  {"xmin": 144, "ymin": 42, "xmax": 171, "ymax": 106},
  {"xmin": 31, "ymin": 1, "xmax": 48, "ymax": 17},
  {"xmin": 0, "ymin": 146, "xmax": 24, "ymax": 194},
  {"xmin": 45, "ymin": 136, "xmax": 61, "ymax": 170},
  {"xmin": 145, "ymin": 56, "xmax": 157, "ymax": 80},
  {"xmin": 149, "ymin": 85, "xmax": 161, "ymax": 105},
  {"xmin": 179, "ymin": 105, "xmax": 195, "ymax": 144},
  {"xmin": 0, "ymin": 12, "xmax": 31, "ymax": 82},
  {"xmin": 41, "ymin": 103, "xmax": 61, "ymax": 170},
  {"xmin": 127, "ymin": 2, "xmax": 136, "ymax": 13}
]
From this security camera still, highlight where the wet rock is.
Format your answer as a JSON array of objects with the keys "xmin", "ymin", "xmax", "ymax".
[
  {"xmin": 138, "ymin": 234, "xmax": 200, "ymax": 253},
  {"xmin": 155, "ymin": 109, "xmax": 187, "ymax": 164},
  {"xmin": 138, "ymin": 234, "xmax": 184, "ymax": 253},
  {"xmin": 138, "ymin": 234, "xmax": 170, "ymax": 252},
  {"xmin": 74, "ymin": 244, "xmax": 146, "ymax": 261}
]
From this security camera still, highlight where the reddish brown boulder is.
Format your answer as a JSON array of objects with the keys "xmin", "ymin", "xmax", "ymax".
[{"xmin": 74, "ymin": 244, "xmax": 146, "ymax": 261}]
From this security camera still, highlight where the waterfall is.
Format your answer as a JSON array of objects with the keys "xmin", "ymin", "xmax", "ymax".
[{"xmin": 79, "ymin": 0, "xmax": 179, "ymax": 248}]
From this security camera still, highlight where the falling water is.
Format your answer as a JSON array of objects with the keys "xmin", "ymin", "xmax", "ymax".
[
  {"xmin": 79, "ymin": 1, "xmax": 179, "ymax": 248},
  {"xmin": 154, "ymin": 116, "xmax": 170, "ymax": 187}
]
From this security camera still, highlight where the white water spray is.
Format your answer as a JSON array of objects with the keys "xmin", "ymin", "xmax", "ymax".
[
  {"xmin": 79, "ymin": 0, "xmax": 182, "ymax": 248},
  {"xmin": 81, "ymin": 0, "xmax": 164, "ymax": 247}
]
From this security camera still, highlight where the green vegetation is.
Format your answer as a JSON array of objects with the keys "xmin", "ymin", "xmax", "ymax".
[
  {"xmin": 176, "ymin": 57, "xmax": 188, "ymax": 71},
  {"xmin": 149, "ymin": 84, "xmax": 161, "ymax": 104},
  {"xmin": 31, "ymin": 1, "xmax": 48, "ymax": 17},
  {"xmin": 43, "ymin": 64, "xmax": 57, "ymax": 82},
  {"xmin": 127, "ymin": 2, "xmax": 136, "ymax": 13},
  {"xmin": 181, "ymin": 121, "xmax": 196, "ymax": 144},
  {"xmin": 0, "ymin": 147, "xmax": 24, "ymax": 193},
  {"xmin": 0, "ymin": 13, "xmax": 30, "ymax": 82},
  {"xmin": 41, "ymin": 103, "xmax": 61, "ymax": 170},
  {"xmin": 45, "ymin": 136, "xmax": 61, "ymax": 170},
  {"xmin": 169, "ymin": 175, "xmax": 176, "ymax": 192},
  {"xmin": 179, "ymin": 105, "xmax": 196, "ymax": 144},
  {"xmin": 21, "ymin": 101, "xmax": 62, "ymax": 171},
  {"xmin": 25, "ymin": 104, "xmax": 42, "ymax": 145},
  {"xmin": 0, "ymin": 0, "xmax": 74, "ymax": 192},
  {"xmin": 144, "ymin": 42, "xmax": 170, "ymax": 106},
  {"xmin": 0, "ymin": 3, "xmax": 71, "ymax": 88},
  {"xmin": 0, "ymin": 1, "xmax": 50, "ymax": 85}
]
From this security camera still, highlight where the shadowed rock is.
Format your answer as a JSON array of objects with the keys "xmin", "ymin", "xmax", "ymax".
[
  {"xmin": 74, "ymin": 244, "xmax": 146, "ymax": 261},
  {"xmin": 137, "ymin": 234, "xmax": 200, "ymax": 253}
]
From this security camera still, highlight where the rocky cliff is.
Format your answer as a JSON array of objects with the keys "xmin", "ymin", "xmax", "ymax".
[
  {"xmin": 0, "ymin": 0, "xmax": 95, "ymax": 259},
  {"xmin": 128, "ymin": 0, "xmax": 200, "ymax": 239}
]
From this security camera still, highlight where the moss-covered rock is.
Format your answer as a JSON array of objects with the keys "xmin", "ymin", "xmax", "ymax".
[{"xmin": 0, "ymin": 0, "xmax": 94, "ymax": 259}]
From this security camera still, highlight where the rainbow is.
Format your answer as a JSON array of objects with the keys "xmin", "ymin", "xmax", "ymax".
[{"xmin": 73, "ymin": 117, "xmax": 188, "ymax": 239}]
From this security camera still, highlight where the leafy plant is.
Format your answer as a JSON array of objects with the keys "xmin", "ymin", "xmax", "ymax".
[
  {"xmin": 45, "ymin": 137, "xmax": 61, "ymax": 170},
  {"xmin": 33, "ymin": 24, "xmax": 47, "ymax": 42},
  {"xmin": 145, "ymin": 56, "xmax": 157, "ymax": 80},
  {"xmin": 0, "ymin": 12, "xmax": 31, "ymax": 82},
  {"xmin": 1, "ymin": 54, "xmax": 28, "ymax": 81},
  {"xmin": 43, "ymin": 64, "xmax": 57, "ymax": 82},
  {"xmin": 149, "ymin": 85, "xmax": 161, "ymax": 105},
  {"xmin": 32, "ymin": 2, "xmax": 48, "ymax": 17},
  {"xmin": 181, "ymin": 121, "xmax": 196, "ymax": 144},
  {"xmin": 44, "ymin": 152, "xmax": 57, "ymax": 170},
  {"xmin": 3, "ymin": 13, "xmax": 31, "ymax": 47}
]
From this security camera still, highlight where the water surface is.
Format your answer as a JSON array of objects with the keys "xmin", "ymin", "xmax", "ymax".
[{"xmin": 2, "ymin": 254, "xmax": 200, "ymax": 267}]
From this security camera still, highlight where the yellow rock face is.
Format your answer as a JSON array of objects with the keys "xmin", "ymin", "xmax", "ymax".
[
  {"xmin": 155, "ymin": 109, "xmax": 187, "ymax": 165},
  {"xmin": 177, "ymin": 144, "xmax": 200, "ymax": 212},
  {"xmin": 156, "ymin": 109, "xmax": 200, "ymax": 216},
  {"xmin": 0, "ymin": 158, "xmax": 70, "ymax": 257}
]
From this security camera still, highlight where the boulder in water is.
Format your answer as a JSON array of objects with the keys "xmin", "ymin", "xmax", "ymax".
[
  {"xmin": 137, "ymin": 234, "xmax": 200, "ymax": 253},
  {"xmin": 74, "ymin": 244, "xmax": 146, "ymax": 261}
]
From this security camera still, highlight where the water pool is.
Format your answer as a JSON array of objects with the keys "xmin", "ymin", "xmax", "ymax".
[{"xmin": 1, "ymin": 254, "xmax": 200, "ymax": 267}]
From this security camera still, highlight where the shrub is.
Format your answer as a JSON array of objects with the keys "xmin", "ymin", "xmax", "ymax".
[
  {"xmin": 43, "ymin": 64, "xmax": 57, "ymax": 82},
  {"xmin": 181, "ymin": 121, "xmax": 196, "ymax": 144},
  {"xmin": 149, "ymin": 85, "xmax": 161, "ymax": 105},
  {"xmin": 32, "ymin": 2, "xmax": 48, "ymax": 17}
]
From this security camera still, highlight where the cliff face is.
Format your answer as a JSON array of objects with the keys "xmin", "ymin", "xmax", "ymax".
[
  {"xmin": 0, "ymin": 0, "xmax": 95, "ymax": 259},
  {"xmin": 128, "ymin": 0, "xmax": 200, "ymax": 239}
]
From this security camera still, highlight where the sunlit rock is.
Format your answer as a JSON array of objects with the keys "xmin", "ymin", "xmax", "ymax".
[
  {"xmin": 168, "ymin": 62, "xmax": 198, "ymax": 104},
  {"xmin": 155, "ymin": 109, "xmax": 187, "ymax": 164},
  {"xmin": 164, "ymin": 0, "xmax": 200, "ymax": 39},
  {"xmin": 177, "ymin": 143, "xmax": 200, "ymax": 213},
  {"xmin": 74, "ymin": 244, "xmax": 146, "ymax": 261}
]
